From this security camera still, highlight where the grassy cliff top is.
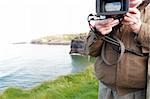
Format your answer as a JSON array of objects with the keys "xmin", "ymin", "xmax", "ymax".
[
  {"xmin": 41, "ymin": 33, "xmax": 87, "ymax": 41},
  {"xmin": 0, "ymin": 67, "xmax": 98, "ymax": 99},
  {"xmin": 33, "ymin": 33, "xmax": 87, "ymax": 41}
]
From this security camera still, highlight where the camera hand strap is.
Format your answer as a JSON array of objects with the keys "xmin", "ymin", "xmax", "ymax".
[{"xmin": 101, "ymin": 36, "xmax": 125, "ymax": 66}]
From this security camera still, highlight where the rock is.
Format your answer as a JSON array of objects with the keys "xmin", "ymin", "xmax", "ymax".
[{"xmin": 69, "ymin": 39, "xmax": 87, "ymax": 55}]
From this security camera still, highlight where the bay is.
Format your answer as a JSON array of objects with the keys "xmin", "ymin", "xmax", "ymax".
[{"xmin": 0, "ymin": 44, "xmax": 94, "ymax": 91}]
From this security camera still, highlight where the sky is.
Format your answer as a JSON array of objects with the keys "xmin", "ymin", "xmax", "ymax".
[{"xmin": 0, "ymin": 0, "xmax": 95, "ymax": 43}]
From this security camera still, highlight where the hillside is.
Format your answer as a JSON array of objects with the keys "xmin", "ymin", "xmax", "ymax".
[{"xmin": 30, "ymin": 33, "xmax": 87, "ymax": 45}]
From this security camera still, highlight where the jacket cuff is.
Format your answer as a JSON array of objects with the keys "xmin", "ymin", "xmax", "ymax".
[
  {"xmin": 87, "ymin": 30, "xmax": 103, "ymax": 47},
  {"xmin": 86, "ymin": 30, "xmax": 103, "ymax": 57}
]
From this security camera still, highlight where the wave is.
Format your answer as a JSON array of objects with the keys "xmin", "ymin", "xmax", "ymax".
[
  {"xmin": 0, "ymin": 65, "xmax": 23, "ymax": 78},
  {"xmin": 0, "ymin": 56, "xmax": 25, "ymax": 78}
]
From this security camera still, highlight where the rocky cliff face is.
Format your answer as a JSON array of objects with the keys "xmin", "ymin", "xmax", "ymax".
[
  {"xmin": 69, "ymin": 38, "xmax": 88, "ymax": 55},
  {"xmin": 30, "ymin": 33, "xmax": 89, "ymax": 54}
]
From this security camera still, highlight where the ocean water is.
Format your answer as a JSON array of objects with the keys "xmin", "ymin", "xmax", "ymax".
[{"xmin": 0, "ymin": 44, "xmax": 94, "ymax": 91}]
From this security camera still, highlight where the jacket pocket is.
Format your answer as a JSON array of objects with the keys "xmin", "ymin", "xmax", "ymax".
[
  {"xmin": 94, "ymin": 56, "xmax": 116, "ymax": 86},
  {"xmin": 118, "ymin": 53, "xmax": 147, "ymax": 88}
]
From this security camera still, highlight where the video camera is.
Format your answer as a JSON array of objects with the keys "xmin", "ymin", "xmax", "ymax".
[
  {"xmin": 87, "ymin": 0, "xmax": 130, "ymax": 34},
  {"xmin": 96, "ymin": 0, "xmax": 129, "ymax": 19},
  {"xmin": 87, "ymin": 0, "xmax": 130, "ymax": 65}
]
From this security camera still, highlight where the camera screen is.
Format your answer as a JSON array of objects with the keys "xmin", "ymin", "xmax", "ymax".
[{"xmin": 105, "ymin": 2, "xmax": 121, "ymax": 12}]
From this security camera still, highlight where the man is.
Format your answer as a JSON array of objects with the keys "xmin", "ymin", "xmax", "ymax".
[{"xmin": 86, "ymin": 0, "xmax": 150, "ymax": 98}]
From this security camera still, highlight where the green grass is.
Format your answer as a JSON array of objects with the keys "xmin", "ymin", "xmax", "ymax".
[
  {"xmin": 30, "ymin": 33, "xmax": 88, "ymax": 44},
  {"xmin": 0, "ymin": 67, "xmax": 98, "ymax": 99},
  {"xmin": 42, "ymin": 33, "xmax": 87, "ymax": 41}
]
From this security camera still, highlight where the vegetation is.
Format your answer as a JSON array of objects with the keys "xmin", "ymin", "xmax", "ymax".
[
  {"xmin": 30, "ymin": 33, "xmax": 88, "ymax": 44},
  {"xmin": 41, "ymin": 33, "xmax": 87, "ymax": 41},
  {"xmin": 0, "ymin": 67, "xmax": 98, "ymax": 99}
]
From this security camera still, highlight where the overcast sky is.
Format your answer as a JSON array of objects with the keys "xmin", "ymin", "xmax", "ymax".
[{"xmin": 0, "ymin": 0, "xmax": 95, "ymax": 43}]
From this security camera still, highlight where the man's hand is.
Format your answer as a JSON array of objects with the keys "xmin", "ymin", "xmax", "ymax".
[
  {"xmin": 95, "ymin": 18, "xmax": 119, "ymax": 35},
  {"xmin": 123, "ymin": 8, "xmax": 141, "ymax": 33}
]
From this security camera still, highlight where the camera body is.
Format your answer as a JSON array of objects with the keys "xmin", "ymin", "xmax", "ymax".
[{"xmin": 96, "ymin": 0, "xmax": 129, "ymax": 19}]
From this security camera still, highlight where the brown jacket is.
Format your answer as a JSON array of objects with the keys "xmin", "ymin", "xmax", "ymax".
[{"xmin": 87, "ymin": 4, "xmax": 150, "ymax": 95}]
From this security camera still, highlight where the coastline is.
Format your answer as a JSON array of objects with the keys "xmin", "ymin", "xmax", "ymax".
[
  {"xmin": 0, "ymin": 67, "xmax": 98, "ymax": 99},
  {"xmin": 30, "ymin": 33, "xmax": 87, "ymax": 45},
  {"xmin": 31, "ymin": 41, "xmax": 71, "ymax": 45},
  {"xmin": 47, "ymin": 42, "xmax": 70, "ymax": 45}
]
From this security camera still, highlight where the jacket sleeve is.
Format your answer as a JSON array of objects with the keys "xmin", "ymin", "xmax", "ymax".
[
  {"xmin": 86, "ymin": 30, "xmax": 103, "ymax": 57},
  {"xmin": 137, "ymin": 5, "xmax": 150, "ymax": 53},
  {"xmin": 137, "ymin": 22, "xmax": 150, "ymax": 53}
]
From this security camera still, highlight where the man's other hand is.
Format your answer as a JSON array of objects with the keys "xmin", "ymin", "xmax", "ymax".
[{"xmin": 95, "ymin": 18, "xmax": 119, "ymax": 35}]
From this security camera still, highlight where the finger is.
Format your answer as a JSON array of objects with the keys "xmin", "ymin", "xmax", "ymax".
[
  {"xmin": 96, "ymin": 25, "xmax": 111, "ymax": 32},
  {"xmin": 128, "ymin": 8, "xmax": 140, "ymax": 14},
  {"xmin": 124, "ymin": 16, "xmax": 133, "ymax": 22},
  {"xmin": 101, "ymin": 28, "xmax": 112, "ymax": 35},
  {"xmin": 127, "ymin": 8, "xmax": 140, "ymax": 19},
  {"xmin": 122, "ymin": 22, "xmax": 129, "ymax": 25},
  {"xmin": 122, "ymin": 21, "xmax": 134, "ymax": 25},
  {"xmin": 122, "ymin": 20, "xmax": 137, "ymax": 27},
  {"xmin": 96, "ymin": 18, "xmax": 114, "ymax": 25},
  {"xmin": 126, "ymin": 12, "xmax": 140, "ymax": 19},
  {"xmin": 101, "ymin": 19, "xmax": 119, "ymax": 27},
  {"xmin": 96, "ymin": 20, "xmax": 119, "ymax": 33},
  {"xmin": 95, "ymin": 19, "xmax": 119, "ymax": 34},
  {"xmin": 126, "ymin": 13, "xmax": 137, "ymax": 18},
  {"xmin": 122, "ymin": 21, "xmax": 129, "ymax": 25},
  {"xmin": 102, "ymin": 26, "xmax": 112, "ymax": 31},
  {"xmin": 124, "ymin": 16, "xmax": 137, "ymax": 23},
  {"xmin": 110, "ymin": 19, "xmax": 119, "ymax": 26}
]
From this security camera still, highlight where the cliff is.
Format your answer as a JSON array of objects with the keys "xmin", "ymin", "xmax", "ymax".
[{"xmin": 30, "ymin": 33, "xmax": 87, "ymax": 45}]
